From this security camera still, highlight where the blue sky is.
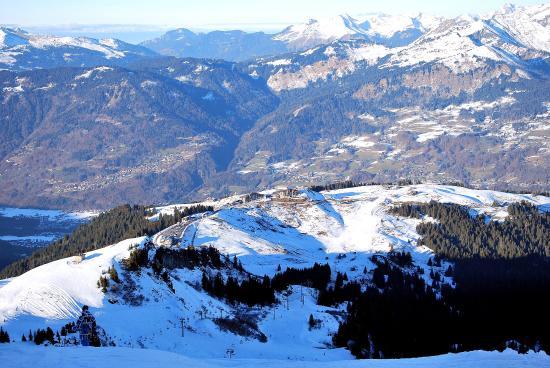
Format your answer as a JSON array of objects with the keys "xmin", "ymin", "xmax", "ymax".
[{"xmin": 1, "ymin": 0, "xmax": 545, "ymax": 29}]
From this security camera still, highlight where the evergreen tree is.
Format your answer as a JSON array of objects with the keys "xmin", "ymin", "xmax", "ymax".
[
  {"xmin": 201, "ymin": 272, "xmax": 210, "ymax": 292},
  {"xmin": 0, "ymin": 327, "xmax": 10, "ymax": 343},
  {"xmin": 108, "ymin": 266, "xmax": 120, "ymax": 283},
  {"xmin": 308, "ymin": 314, "xmax": 316, "ymax": 329},
  {"xmin": 372, "ymin": 267, "xmax": 385, "ymax": 288}
]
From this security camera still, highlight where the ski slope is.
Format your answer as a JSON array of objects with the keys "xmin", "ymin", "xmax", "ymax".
[
  {"xmin": 1, "ymin": 344, "xmax": 548, "ymax": 368},
  {"xmin": 0, "ymin": 184, "xmax": 548, "ymax": 362}
]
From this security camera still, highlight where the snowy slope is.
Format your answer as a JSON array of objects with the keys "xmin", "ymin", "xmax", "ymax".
[
  {"xmin": 182, "ymin": 185, "xmax": 549, "ymax": 276},
  {"xmin": 385, "ymin": 8, "xmax": 550, "ymax": 73},
  {"xmin": 0, "ymin": 27, "xmax": 157, "ymax": 70},
  {"xmin": 274, "ymin": 15, "xmax": 367, "ymax": 50},
  {"xmin": 0, "ymin": 237, "xmax": 147, "ymax": 320},
  {"xmin": 355, "ymin": 13, "xmax": 442, "ymax": 46},
  {"xmin": 384, "ymin": 4, "xmax": 550, "ymax": 72},
  {"xmin": 1, "ymin": 345, "xmax": 549, "ymax": 368},
  {"xmin": 0, "ymin": 207, "xmax": 96, "ymax": 221},
  {"xmin": 255, "ymin": 4, "xmax": 550, "ymax": 93},
  {"xmin": 274, "ymin": 13, "xmax": 440, "ymax": 50},
  {"xmin": 0, "ymin": 185, "xmax": 548, "ymax": 362},
  {"xmin": 489, "ymin": 4, "xmax": 550, "ymax": 53}
]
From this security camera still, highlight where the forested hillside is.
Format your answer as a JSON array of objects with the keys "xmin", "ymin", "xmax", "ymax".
[
  {"xmin": 0, "ymin": 204, "xmax": 212, "ymax": 279},
  {"xmin": 333, "ymin": 202, "xmax": 550, "ymax": 358}
]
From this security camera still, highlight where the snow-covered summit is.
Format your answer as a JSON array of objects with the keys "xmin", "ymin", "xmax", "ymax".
[
  {"xmin": 383, "ymin": 4, "xmax": 550, "ymax": 73},
  {"xmin": 253, "ymin": 4, "xmax": 550, "ymax": 93},
  {"xmin": 0, "ymin": 27, "xmax": 31, "ymax": 48},
  {"xmin": 356, "ymin": 13, "xmax": 442, "ymax": 39},
  {"xmin": 274, "ymin": 4, "xmax": 550, "ymax": 55},
  {"xmin": 0, "ymin": 27, "xmax": 132, "ymax": 57},
  {"xmin": 0, "ymin": 27, "xmax": 157, "ymax": 70},
  {"xmin": 487, "ymin": 3, "xmax": 550, "ymax": 53},
  {"xmin": 274, "ymin": 12, "xmax": 442, "ymax": 50},
  {"xmin": 274, "ymin": 15, "xmax": 366, "ymax": 50}
]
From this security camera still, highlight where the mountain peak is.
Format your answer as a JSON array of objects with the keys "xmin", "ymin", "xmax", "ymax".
[
  {"xmin": 0, "ymin": 27, "xmax": 157, "ymax": 70},
  {"xmin": 499, "ymin": 3, "xmax": 517, "ymax": 14},
  {"xmin": 274, "ymin": 14, "xmax": 373, "ymax": 50},
  {"xmin": 0, "ymin": 27, "xmax": 31, "ymax": 48}
]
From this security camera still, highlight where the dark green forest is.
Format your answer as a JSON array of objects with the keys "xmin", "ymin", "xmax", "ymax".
[
  {"xmin": 0, "ymin": 204, "xmax": 212, "ymax": 279},
  {"xmin": 333, "ymin": 202, "xmax": 550, "ymax": 358}
]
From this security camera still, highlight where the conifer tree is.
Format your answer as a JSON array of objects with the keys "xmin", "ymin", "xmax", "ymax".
[
  {"xmin": 0, "ymin": 327, "xmax": 10, "ymax": 343},
  {"xmin": 308, "ymin": 314, "xmax": 316, "ymax": 329}
]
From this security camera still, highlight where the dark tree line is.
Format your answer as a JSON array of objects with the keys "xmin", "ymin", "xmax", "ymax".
[
  {"xmin": 390, "ymin": 201, "xmax": 549, "ymax": 258},
  {"xmin": 201, "ymin": 263, "xmax": 332, "ymax": 307},
  {"xmin": 123, "ymin": 247, "xmax": 150, "ymax": 272},
  {"xmin": 318, "ymin": 271, "xmax": 361, "ymax": 306},
  {"xmin": 0, "ymin": 204, "xmax": 213, "ymax": 278},
  {"xmin": 152, "ymin": 245, "xmax": 225, "ymax": 272},
  {"xmin": 23, "ymin": 324, "xmax": 98, "ymax": 346},
  {"xmin": 169, "ymin": 205, "xmax": 214, "ymax": 223},
  {"xmin": 202, "ymin": 272, "xmax": 276, "ymax": 306},
  {"xmin": 332, "ymin": 260, "xmax": 455, "ymax": 358},
  {"xmin": 331, "ymin": 202, "xmax": 550, "ymax": 358},
  {"xmin": 271, "ymin": 263, "xmax": 331, "ymax": 291},
  {"xmin": 60, "ymin": 322, "xmax": 75, "ymax": 337},
  {"xmin": 31, "ymin": 327, "xmax": 56, "ymax": 345},
  {"xmin": 0, "ymin": 327, "xmax": 9, "ymax": 343},
  {"xmin": 309, "ymin": 180, "xmax": 364, "ymax": 192}
]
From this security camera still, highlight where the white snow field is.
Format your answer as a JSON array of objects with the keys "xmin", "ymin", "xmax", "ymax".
[
  {"xmin": 1, "ymin": 345, "xmax": 549, "ymax": 368},
  {"xmin": 0, "ymin": 184, "xmax": 549, "ymax": 364},
  {"xmin": 0, "ymin": 206, "xmax": 96, "ymax": 221}
]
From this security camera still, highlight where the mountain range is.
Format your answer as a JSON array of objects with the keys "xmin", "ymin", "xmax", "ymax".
[
  {"xmin": 141, "ymin": 13, "xmax": 441, "ymax": 61},
  {"xmin": 0, "ymin": 3, "xmax": 548, "ymax": 209},
  {"xmin": 0, "ymin": 27, "xmax": 157, "ymax": 71},
  {"xmin": 1, "ymin": 3, "xmax": 550, "ymax": 364}
]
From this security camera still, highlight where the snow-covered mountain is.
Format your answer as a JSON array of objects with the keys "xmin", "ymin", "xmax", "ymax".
[
  {"xmin": 142, "ymin": 12, "xmax": 442, "ymax": 61},
  {"xmin": 0, "ymin": 27, "xmax": 158, "ymax": 70},
  {"xmin": 253, "ymin": 3, "xmax": 550, "ymax": 93},
  {"xmin": 0, "ymin": 184, "xmax": 548, "ymax": 362},
  {"xmin": 385, "ymin": 5, "xmax": 550, "ymax": 74},
  {"xmin": 145, "ymin": 4, "xmax": 548, "ymax": 62},
  {"xmin": 1, "ymin": 4, "xmax": 549, "ymax": 208},
  {"xmin": 489, "ymin": 3, "xmax": 550, "ymax": 53},
  {"xmin": 275, "ymin": 13, "xmax": 442, "ymax": 50},
  {"xmin": 357, "ymin": 13, "xmax": 441, "ymax": 41},
  {"xmin": 140, "ymin": 29, "xmax": 288, "ymax": 62},
  {"xmin": 273, "ymin": 15, "xmax": 367, "ymax": 50}
]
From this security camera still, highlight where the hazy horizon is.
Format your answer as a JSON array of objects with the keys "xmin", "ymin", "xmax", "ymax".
[{"xmin": 1, "ymin": 1, "xmax": 547, "ymax": 43}]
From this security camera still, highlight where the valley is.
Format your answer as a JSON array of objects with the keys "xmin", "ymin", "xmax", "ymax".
[
  {"xmin": 0, "ymin": 207, "xmax": 93, "ymax": 269},
  {"xmin": 1, "ymin": 4, "xmax": 549, "ymax": 209},
  {"xmin": 0, "ymin": 2, "xmax": 549, "ymax": 365}
]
